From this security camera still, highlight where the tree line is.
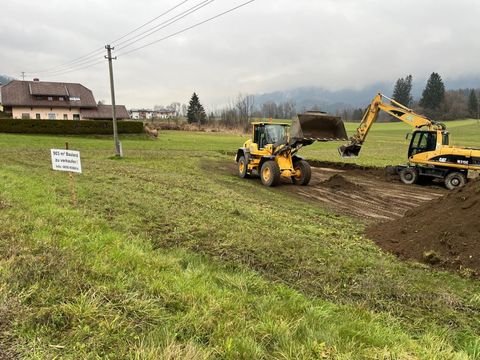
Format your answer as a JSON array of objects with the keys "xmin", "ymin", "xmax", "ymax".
[
  {"xmin": 386, "ymin": 72, "xmax": 478, "ymax": 121},
  {"xmin": 184, "ymin": 93, "xmax": 297, "ymax": 131},
  {"xmin": 183, "ymin": 73, "xmax": 480, "ymax": 129}
]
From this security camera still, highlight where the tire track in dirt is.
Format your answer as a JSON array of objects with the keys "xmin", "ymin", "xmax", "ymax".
[
  {"xmin": 214, "ymin": 158, "xmax": 446, "ymax": 222},
  {"xmin": 281, "ymin": 165, "xmax": 446, "ymax": 222}
]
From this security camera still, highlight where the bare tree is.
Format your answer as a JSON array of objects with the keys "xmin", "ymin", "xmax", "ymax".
[
  {"xmin": 236, "ymin": 93, "xmax": 255, "ymax": 129},
  {"xmin": 261, "ymin": 101, "xmax": 277, "ymax": 119},
  {"xmin": 167, "ymin": 102, "xmax": 181, "ymax": 117},
  {"xmin": 181, "ymin": 104, "xmax": 188, "ymax": 117}
]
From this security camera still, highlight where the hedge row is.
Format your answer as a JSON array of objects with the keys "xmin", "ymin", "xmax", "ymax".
[{"xmin": 0, "ymin": 118, "xmax": 143, "ymax": 135}]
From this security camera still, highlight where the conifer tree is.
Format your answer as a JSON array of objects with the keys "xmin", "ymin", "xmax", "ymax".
[
  {"xmin": 419, "ymin": 72, "xmax": 445, "ymax": 110},
  {"xmin": 187, "ymin": 92, "xmax": 207, "ymax": 125},
  {"xmin": 392, "ymin": 74, "xmax": 413, "ymax": 106},
  {"xmin": 468, "ymin": 89, "xmax": 478, "ymax": 118}
]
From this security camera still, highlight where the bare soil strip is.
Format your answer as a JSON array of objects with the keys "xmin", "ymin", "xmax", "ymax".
[{"xmin": 282, "ymin": 165, "xmax": 445, "ymax": 222}]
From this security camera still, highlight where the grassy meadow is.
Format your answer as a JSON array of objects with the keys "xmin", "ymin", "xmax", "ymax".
[{"xmin": 0, "ymin": 119, "xmax": 479, "ymax": 359}]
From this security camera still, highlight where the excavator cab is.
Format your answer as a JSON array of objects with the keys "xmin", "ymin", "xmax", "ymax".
[
  {"xmin": 408, "ymin": 130, "xmax": 450, "ymax": 157},
  {"xmin": 408, "ymin": 131, "xmax": 437, "ymax": 157}
]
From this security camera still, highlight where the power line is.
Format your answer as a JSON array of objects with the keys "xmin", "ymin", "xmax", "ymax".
[
  {"xmin": 39, "ymin": 58, "xmax": 105, "ymax": 79},
  {"xmin": 24, "ymin": 47, "xmax": 105, "ymax": 75},
  {"xmin": 117, "ymin": 0, "xmax": 256, "ymax": 58},
  {"xmin": 22, "ymin": 0, "xmax": 256, "ymax": 79},
  {"xmin": 24, "ymin": 0, "xmax": 194, "ymax": 76},
  {"xmin": 29, "ymin": 54, "xmax": 106, "ymax": 76},
  {"xmin": 114, "ymin": 0, "xmax": 215, "ymax": 51},
  {"xmin": 39, "ymin": 0, "xmax": 231, "ymax": 77},
  {"xmin": 110, "ymin": 0, "xmax": 192, "ymax": 44}
]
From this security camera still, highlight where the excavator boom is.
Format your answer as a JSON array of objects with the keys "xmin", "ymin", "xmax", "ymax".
[{"xmin": 339, "ymin": 93, "xmax": 443, "ymax": 157}]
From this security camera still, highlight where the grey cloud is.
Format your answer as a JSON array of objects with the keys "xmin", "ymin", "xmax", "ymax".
[{"xmin": 1, "ymin": 0, "xmax": 479, "ymax": 108}]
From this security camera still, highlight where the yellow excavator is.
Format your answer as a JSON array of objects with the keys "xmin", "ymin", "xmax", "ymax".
[
  {"xmin": 339, "ymin": 93, "xmax": 480, "ymax": 189},
  {"xmin": 236, "ymin": 112, "xmax": 348, "ymax": 186}
]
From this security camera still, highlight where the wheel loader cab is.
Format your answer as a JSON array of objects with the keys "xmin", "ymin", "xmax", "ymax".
[{"xmin": 254, "ymin": 123, "xmax": 288, "ymax": 149}]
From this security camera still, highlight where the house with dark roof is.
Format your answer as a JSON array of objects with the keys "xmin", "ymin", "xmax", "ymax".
[
  {"xmin": 82, "ymin": 104, "xmax": 130, "ymax": 120},
  {"xmin": 0, "ymin": 79, "xmax": 129, "ymax": 120}
]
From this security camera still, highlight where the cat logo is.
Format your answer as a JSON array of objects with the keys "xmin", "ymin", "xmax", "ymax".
[{"xmin": 439, "ymin": 157, "xmax": 447, "ymax": 163}]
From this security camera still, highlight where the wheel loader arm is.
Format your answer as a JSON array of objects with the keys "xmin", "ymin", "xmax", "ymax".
[
  {"xmin": 272, "ymin": 138, "xmax": 315, "ymax": 156},
  {"xmin": 339, "ymin": 93, "xmax": 443, "ymax": 157}
]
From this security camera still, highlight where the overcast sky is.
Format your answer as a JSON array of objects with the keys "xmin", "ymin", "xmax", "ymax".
[{"xmin": 1, "ymin": 0, "xmax": 479, "ymax": 109}]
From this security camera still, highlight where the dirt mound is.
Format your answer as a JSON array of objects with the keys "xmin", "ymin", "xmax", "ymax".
[
  {"xmin": 366, "ymin": 179, "xmax": 480, "ymax": 275},
  {"xmin": 320, "ymin": 174, "xmax": 365, "ymax": 191}
]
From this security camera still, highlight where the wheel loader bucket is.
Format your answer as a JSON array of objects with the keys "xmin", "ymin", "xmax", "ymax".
[{"xmin": 291, "ymin": 112, "xmax": 348, "ymax": 141}]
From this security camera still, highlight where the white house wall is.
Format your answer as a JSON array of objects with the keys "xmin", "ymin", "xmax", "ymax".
[{"xmin": 12, "ymin": 107, "xmax": 82, "ymax": 120}]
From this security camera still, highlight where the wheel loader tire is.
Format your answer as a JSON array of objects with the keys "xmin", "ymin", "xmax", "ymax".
[
  {"xmin": 260, "ymin": 161, "xmax": 281, "ymax": 187},
  {"xmin": 292, "ymin": 160, "xmax": 311, "ymax": 186},
  {"xmin": 399, "ymin": 167, "xmax": 418, "ymax": 185},
  {"xmin": 444, "ymin": 172, "xmax": 466, "ymax": 190},
  {"xmin": 237, "ymin": 156, "xmax": 249, "ymax": 178}
]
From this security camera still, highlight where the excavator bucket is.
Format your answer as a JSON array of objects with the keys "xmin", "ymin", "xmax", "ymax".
[
  {"xmin": 338, "ymin": 143, "xmax": 362, "ymax": 157},
  {"xmin": 291, "ymin": 112, "xmax": 348, "ymax": 141}
]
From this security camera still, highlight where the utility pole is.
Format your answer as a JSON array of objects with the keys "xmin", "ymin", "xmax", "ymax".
[
  {"xmin": 105, "ymin": 45, "xmax": 122, "ymax": 157},
  {"xmin": 21, "ymin": 72, "xmax": 25, "ymax": 81}
]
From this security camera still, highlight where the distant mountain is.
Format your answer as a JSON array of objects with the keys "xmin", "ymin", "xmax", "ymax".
[
  {"xmin": 0, "ymin": 74, "xmax": 14, "ymax": 86},
  {"xmin": 254, "ymin": 76, "xmax": 480, "ymax": 113},
  {"xmin": 255, "ymin": 83, "xmax": 392, "ymax": 113},
  {"xmin": 443, "ymin": 75, "xmax": 480, "ymax": 91}
]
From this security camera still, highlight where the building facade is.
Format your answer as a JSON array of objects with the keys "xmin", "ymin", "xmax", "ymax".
[
  {"xmin": 129, "ymin": 108, "xmax": 176, "ymax": 120},
  {"xmin": 0, "ymin": 80, "xmax": 129, "ymax": 120}
]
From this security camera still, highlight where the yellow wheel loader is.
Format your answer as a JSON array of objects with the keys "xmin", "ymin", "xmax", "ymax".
[
  {"xmin": 236, "ymin": 112, "xmax": 348, "ymax": 187},
  {"xmin": 339, "ymin": 93, "xmax": 480, "ymax": 189}
]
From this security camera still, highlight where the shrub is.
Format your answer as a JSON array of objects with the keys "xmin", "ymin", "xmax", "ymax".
[{"xmin": 0, "ymin": 119, "xmax": 143, "ymax": 135}]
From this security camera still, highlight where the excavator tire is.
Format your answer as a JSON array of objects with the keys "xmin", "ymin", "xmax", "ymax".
[
  {"xmin": 444, "ymin": 172, "xmax": 466, "ymax": 190},
  {"xmin": 237, "ymin": 156, "xmax": 249, "ymax": 178},
  {"xmin": 399, "ymin": 167, "xmax": 418, "ymax": 185},
  {"xmin": 260, "ymin": 161, "xmax": 281, "ymax": 187},
  {"xmin": 292, "ymin": 160, "xmax": 311, "ymax": 186}
]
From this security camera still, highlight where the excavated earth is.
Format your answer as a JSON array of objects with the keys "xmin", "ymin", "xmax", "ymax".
[{"xmin": 366, "ymin": 179, "xmax": 480, "ymax": 275}]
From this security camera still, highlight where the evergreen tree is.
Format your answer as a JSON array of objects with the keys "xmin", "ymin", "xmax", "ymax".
[
  {"xmin": 419, "ymin": 72, "xmax": 445, "ymax": 110},
  {"xmin": 468, "ymin": 89, "xmax": 478, "ymax": 118},
  {"xmin": 186, "ymin": 92, "xmax": 207, "ymax": 125},
  {"xmin": 352, "ymin": 108, "xmax": 364, "ymax": 121},
  {"xmin": 392, "ymin": 74, "xmax": 413, "ymax": 106}
]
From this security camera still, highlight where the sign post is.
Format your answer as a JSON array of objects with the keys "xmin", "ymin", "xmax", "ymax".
[{"xmin": 51, "ymin": 143, "xmax": 82, "ymax": 205}]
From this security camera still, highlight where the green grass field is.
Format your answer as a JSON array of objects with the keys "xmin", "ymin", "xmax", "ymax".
[{"xmin": 0, "ymin": 120, "xmax": 479, "ymax": 359}]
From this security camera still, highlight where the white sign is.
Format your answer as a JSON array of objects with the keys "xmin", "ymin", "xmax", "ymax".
[{"xmin": 51, "ymin": 149, "xmax": 82, "ymax": 173}]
